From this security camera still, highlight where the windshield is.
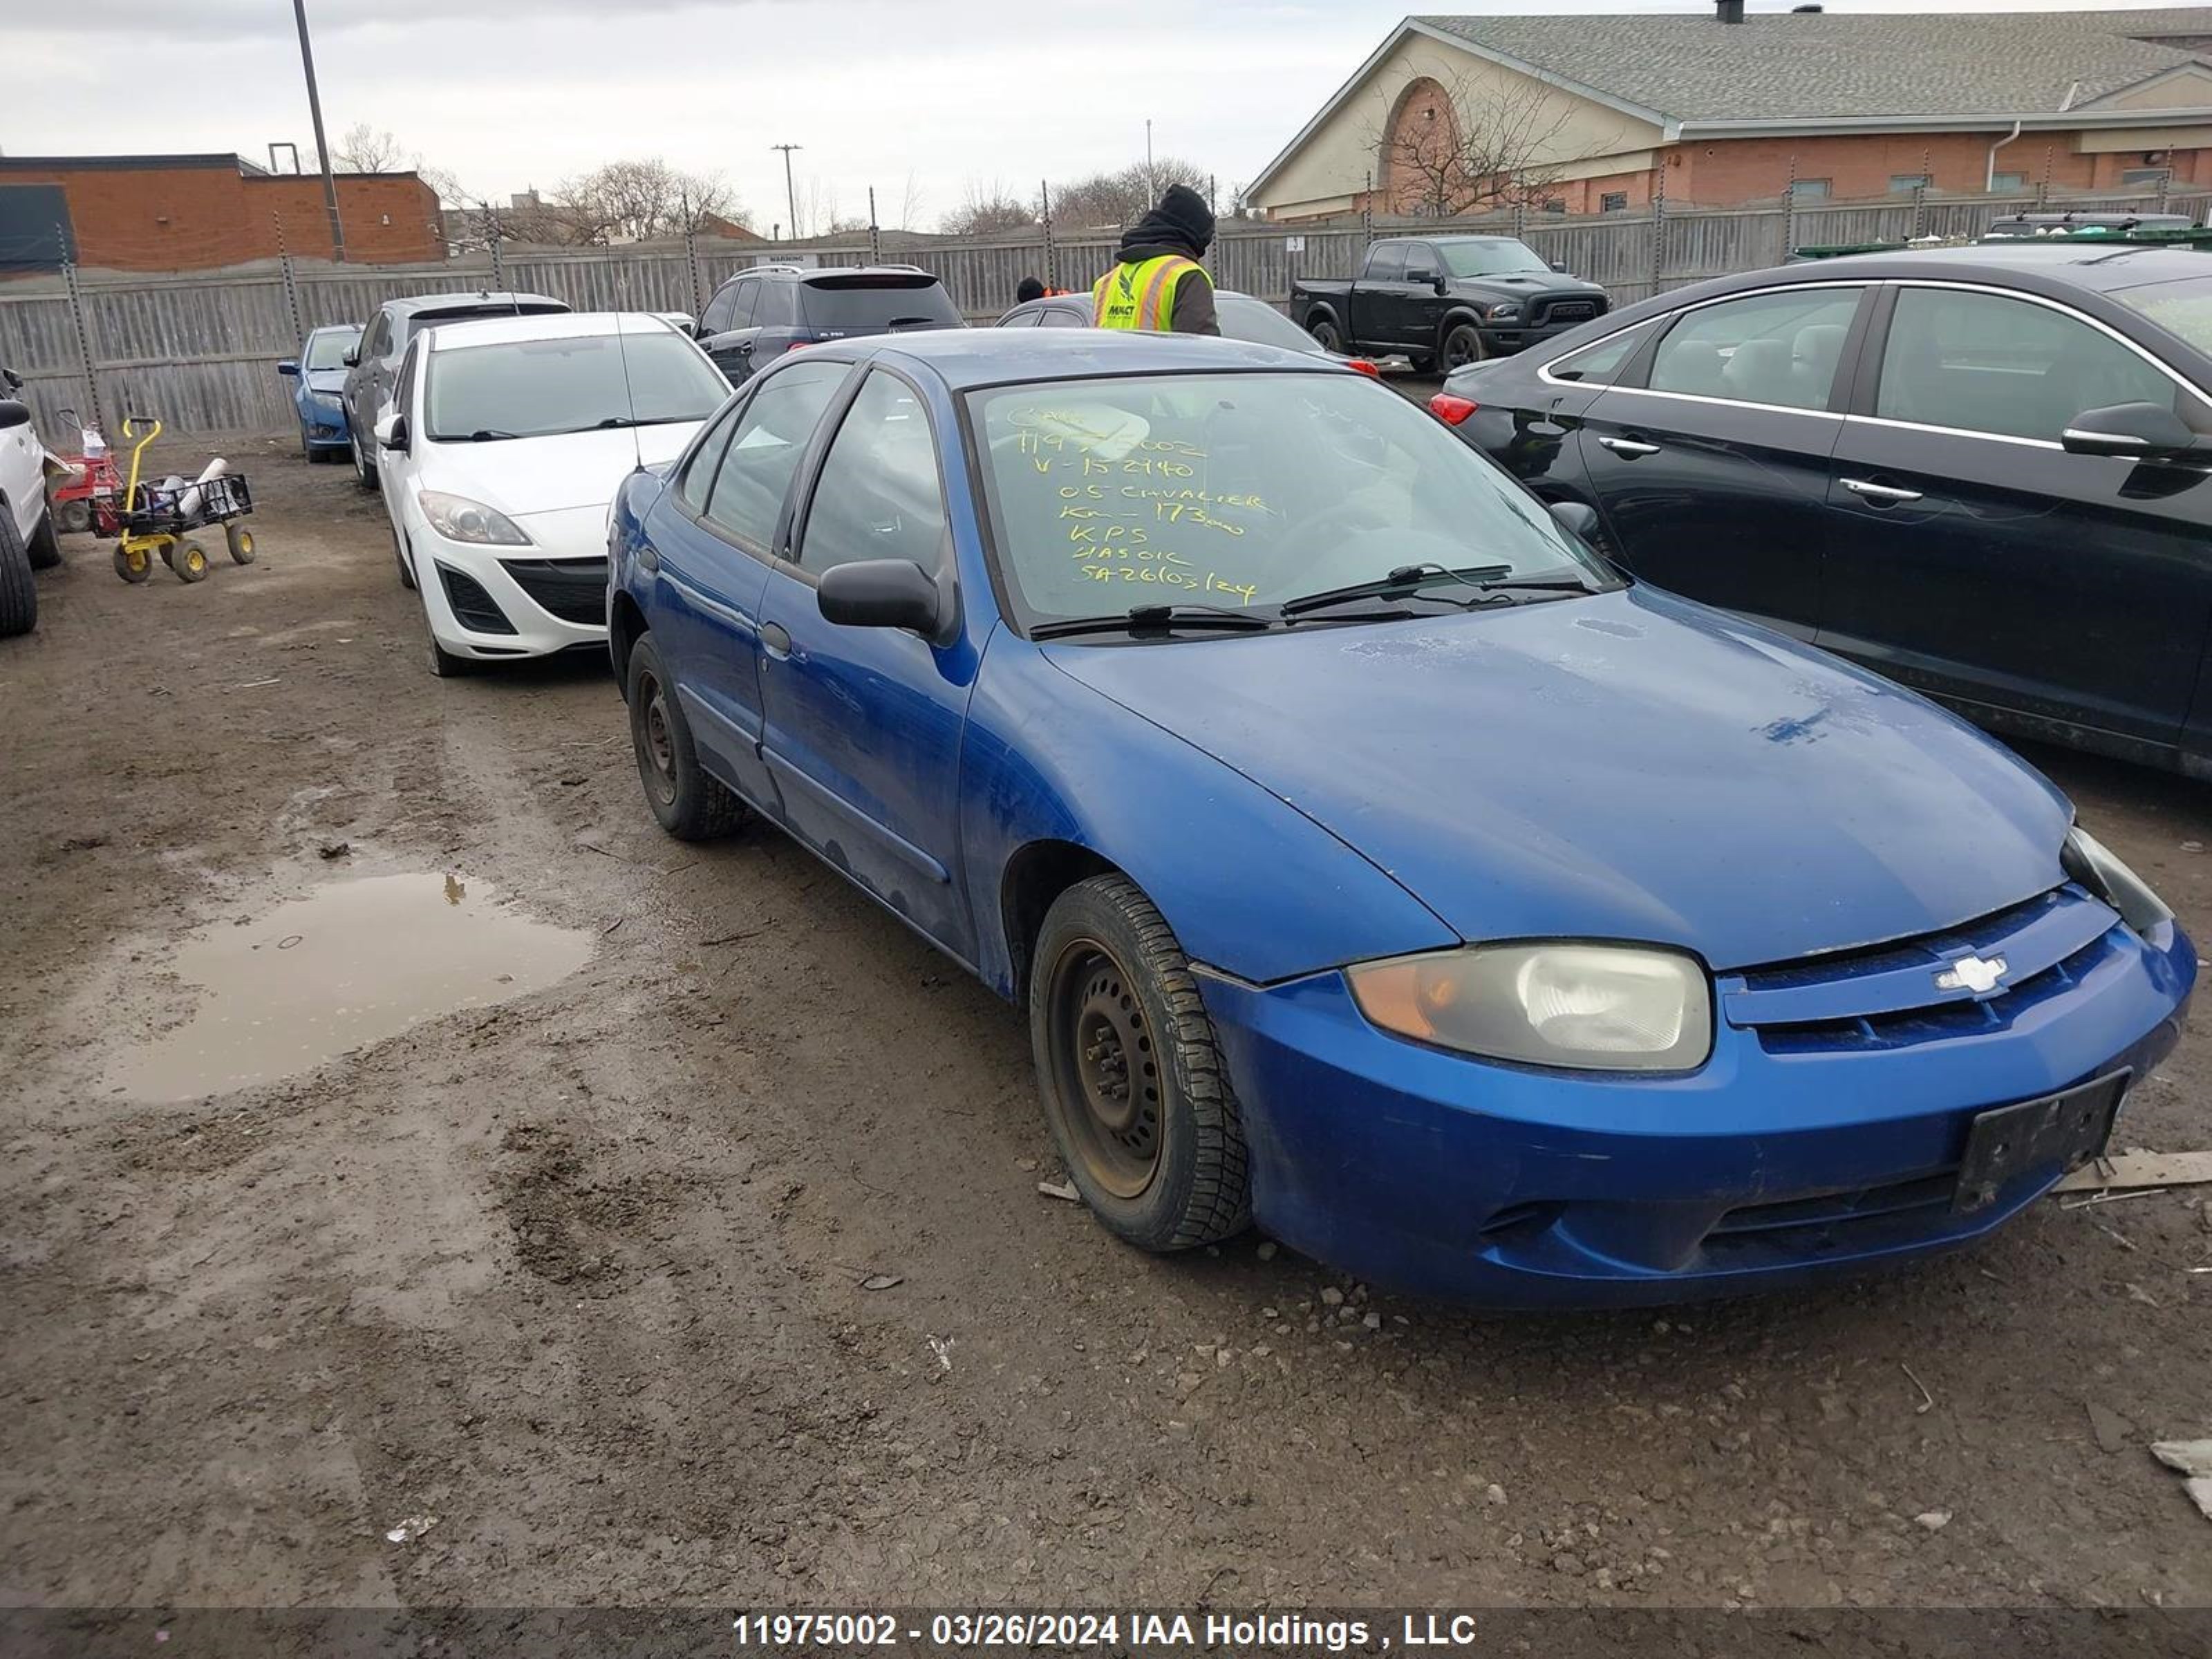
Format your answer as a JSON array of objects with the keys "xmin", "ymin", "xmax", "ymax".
[
  {"xmin": 1217, "ymin": 294, "xmax": 1323, "ymax": 355},
  {"xmin": 2117, "ymin": 276, "xmax": 2212, "ymax": 357},
  {"xmin": 1439, "ymin": 239, "xmax": 1550, "ymax": 279},
  {"xmin": 305, "ymin": 328, "xmax": 358, "ymax": 371},
  {"xmin": 969, "ymin": 371, "xmax": 1611, "ymax": 629},
  {"xmin": 800, "ymin": 276, "xmax": 962, "ymax": 332},
  {"xmin": 426, "ymin": 332, "xmax": 729, "ymax": 441}
]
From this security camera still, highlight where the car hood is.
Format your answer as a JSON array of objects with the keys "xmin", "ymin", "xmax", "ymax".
[
  {"xmin": 418, "ymin": 422, "xmax": 701, "ymax": 516},
  {"xmin": 1042, "ymin": 587, "xmax": 2071, "ymax": 971},
  {"xmin": 1454, "ymin": 273, "xmax": 1606, "ymax": 301},
  {"xmin": 303, "ymin": 368, "xmax": 348, "ymax": 397}
]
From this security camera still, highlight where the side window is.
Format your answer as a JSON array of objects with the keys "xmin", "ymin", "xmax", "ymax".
[
  {"xmin": 727, "ymin": 277, "xmax": 760, "ymax": 330},
  {"xmin": 796, "ymin": 370, "xmax": 946, "ymax": 579},
  {"xmin": 362, "ymin": 312, "xmax": 391, "ymax": 362},
  {"xmin": 699, "ymin": 281, "xmax": 740, "ymax": 337},
  {"xmin": 1365, "ymin": 243, "xmax": 1406, "ymax": 282},
  {"xmin": 675, "ymin": 399, "xmax": 744, "ymax": 516},
  {"xmin": 1648, "ymin": 287, "xmax": 1862, "ymax": 410},
  {"xmin": 700, "ymin": 360, "xmax": 849, "ymax": 551},
  {"xmin": 1000, "ymin": 308, "xmax": 1040, "ymax": 328},
  {"xmin": 1403, "ymin": 244, "xmax": 1441, "ymax": 282},
  {"xmin": 1546, "ymin": 320, "xmax": 1654, "ymax": 386},
  {"xmin": 1875, "ymin": 287, "xmax": 2184, "ymax": 444},
  {"xmin": 758, "ymin": 281, "xmax": 799, "ymax": 328},
  {"xmin": 393, "ymin": 339, "xmax": 422, "ymax": 415},
  {"xmin": 1037, "ymin": 304, "xmax": 1087, "ymax": 329}
]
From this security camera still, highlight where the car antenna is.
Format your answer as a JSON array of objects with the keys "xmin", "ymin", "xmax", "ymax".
[{"xmin": 612, "ymin": 314, "xmax": 644, "ymax": 468}]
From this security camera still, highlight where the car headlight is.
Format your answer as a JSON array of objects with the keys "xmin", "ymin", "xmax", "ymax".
[
  {"xmin": 1484, "ymin": 302, "xmax": 1522, "ymax": 322},
  {"xmin": 310, "ymin": 391, "xmax": 344, "ymax": 413},
  {"xmin": 1347, "ymin": 942, "xmax": 1712, "ymax": 1071},
  {"xmin": 2063, "ymin": 826, "xmax": 2172, "ymax": 937},
  {"xmin": 418, "ymin": 489, "xmax": 531, "ymax": 546}
]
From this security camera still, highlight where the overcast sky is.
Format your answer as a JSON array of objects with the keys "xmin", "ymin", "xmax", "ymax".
[{"xmin": 3, "ymin": 0, "xmax": 2182, "ymax": 233}]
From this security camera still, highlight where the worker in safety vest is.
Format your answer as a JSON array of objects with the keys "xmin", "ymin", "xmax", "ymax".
[{"xmin": 1091, "ymin": 183, "xmax": 1220, "ymax": 335}]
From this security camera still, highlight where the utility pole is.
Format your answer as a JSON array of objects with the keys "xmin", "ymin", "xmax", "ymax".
[
  {"xmin": 291, "ymin": 0, "xmax": 346, "ymax": 263},
  {"xmin": 1145, "ymin": 119, "xmax": 1155, "ymax": 200},
  {"xmin": 771, "ymin": 143, "xmax": 803, "ymax": 241}
]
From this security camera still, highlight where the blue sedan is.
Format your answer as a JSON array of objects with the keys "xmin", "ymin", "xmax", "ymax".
[
  {"xmin": 277, "ymin": 323, "xmax": 362, "ymax": 462},
  {"xmin": 606, "ymin": 329, "xmax": 2194, "ymax": 1308}
]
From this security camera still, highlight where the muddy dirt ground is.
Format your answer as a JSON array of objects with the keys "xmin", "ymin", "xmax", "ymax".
[{"xmin": 3, "ymin": 442, "xmax": 2211, "ymax": 1618}]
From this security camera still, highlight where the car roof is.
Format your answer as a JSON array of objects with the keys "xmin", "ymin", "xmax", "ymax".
[
  {"xmin": 418, "ymin": 310, "xmax": 688, "ymax": 350},
  {"xmin": 385, "ymin": 290, "xmax": 565, "ymax": 317},
  {"xmin": 833, "ymin": 326, "xmax": 1335, "ymax": 388},
  {"xmin": 1775, "ymin": 241, "xmax": 2211, "ymax": 294},
  {"xmin": 308, "ymin": 321, "xmax": 361, "ymax": 337}
]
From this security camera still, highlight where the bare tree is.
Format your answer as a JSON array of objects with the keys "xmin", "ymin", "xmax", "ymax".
[
  {"xmin": 894, "ymin": 171, "xmax": 928, "ymax": 232},
  {"xmin": 941, "ymin": 178, "xmax": 1035, "ymax": 236},
  {"xmin": 791, "ymin": 177, "xmax": 841, "ymax": 241},
  {"xmin": 491, "ymin": 159, "xmax": 747, "ymax": 246},
  {"xmin": 332, "ymin": 123, "xmax": 409, "ymax": 174},
  {"xmin": 1367, "ymin": 71, "xmax": 1611, "ymax": 218},
  {"xmin": 1048, "ymin": 156, "xmax": 1210, "ymax": 230}
]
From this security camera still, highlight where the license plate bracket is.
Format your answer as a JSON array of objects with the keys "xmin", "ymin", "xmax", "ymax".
[{"xmin": 1954, "ymin": 1071, "xmax": 2130, "ymax": 1214}]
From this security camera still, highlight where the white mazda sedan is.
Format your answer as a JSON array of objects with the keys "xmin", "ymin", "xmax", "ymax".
[{"xmin": 373, "ymin": 311, "xmax": 729, "ymax": 676}]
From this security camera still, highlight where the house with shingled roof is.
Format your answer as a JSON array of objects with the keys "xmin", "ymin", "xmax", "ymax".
[{"xmin": 1246, "ymin": 3, "xmax": 2212, "ymax": 221}]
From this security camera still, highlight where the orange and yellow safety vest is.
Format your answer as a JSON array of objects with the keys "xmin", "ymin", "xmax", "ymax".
[{"xmin": 1092, "ymin": 254, "xmax": 1206, "ymax": 331}]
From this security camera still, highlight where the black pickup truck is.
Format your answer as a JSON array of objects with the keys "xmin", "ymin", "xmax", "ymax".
[{"xmin": 1290, "ymin": 235, "xmax": 1608, "ymax": 373}]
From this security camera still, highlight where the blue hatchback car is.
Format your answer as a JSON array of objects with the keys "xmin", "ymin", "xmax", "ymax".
[
  {"xmin": 277, "ymin": 323, "xmax": 362, "ymax": 462},
  {"xmin": 606, "ymin": 329, "xmax": 2194, "ymax": 1308}
]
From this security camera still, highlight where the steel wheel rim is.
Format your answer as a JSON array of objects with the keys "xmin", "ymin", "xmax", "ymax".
[
  {"xmin": 1445, "ymin": 331, "xmax": 1479, "ymax": 370},
  {"xmin": 637, "ymin": 668, "xmax": 678, "ymax": 806},
  {"xmin": 1045, "ymin": 940, "xmax": 1161, "ymax": 1200},
  {"xmin": 1312, "ymin": 321, "xmax": 1339, "ymax": 351}
]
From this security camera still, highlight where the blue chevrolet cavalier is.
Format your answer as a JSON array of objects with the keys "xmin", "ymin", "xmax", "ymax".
[
  {"xmin": 277, "ymin": 323, "xmax": 362, "ymax": 462},
  {"xmin": 606, "ymin": 328, "xmax": 2194, "ymax": 1307}
]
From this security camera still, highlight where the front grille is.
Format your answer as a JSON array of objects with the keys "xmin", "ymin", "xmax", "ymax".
[
  {"xmin": 1703, "ymin": 1172, "xmax": 1958, "ymax": 1260},
  {"xmin": 438, "ymin": 565, "xmax": 516, "ymax": 635},
  {"xmin": 1725, "ymin": 885, "xmax": 2119, "ymax": 1056},
  {"xmin": 500, "ymin": 557, "xmax": 608, "ymax": 626},
  {"xmin": 1536, "ymin": 298, "xmax": 1603, "ymax": 327}
]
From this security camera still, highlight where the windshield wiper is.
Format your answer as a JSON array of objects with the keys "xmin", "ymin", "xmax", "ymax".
[
  {"xmin": 1473, "ymin": 576, "xmax": 1602, "ymax": 595},
  {"xmin": 594, "ymin": 415, "xmax": 691, "ymax": 429},
  {"xmin": 456, "ymin": 428, "xmax": 522, "ymax": 442},
  {"xmin": 1031, "ymin": 603, "xmax": 1273, "ymax": 641},
  {"xmin": 1280, "ymin": 563, "xmax": 1512, "ymax": 617}
]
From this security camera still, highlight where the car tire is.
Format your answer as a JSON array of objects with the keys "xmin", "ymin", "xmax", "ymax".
[
  {"xmin": 26, "ymin": 503, "xmax": 62, "ymax": 570},
  {"xmin": 1307, "ymin": 314, "xmax": 1344, "ymax": 353},
  {"xmin": 1030, "ymin": 874, "xmax": 1251, "ymax": 1253},
  {"xmin": 0, "ymin": 508, "xmax": 36, "ymax": 638},
  {"xmin": 425, "ymin": 630, "xmax": 474, "ymax": 679},
  {"xmin": 393, "ymin": 527, "xmax": 416, "ymax": 591},
  {"xmin": 299, "ymin": 420, "xmax": 312, "ymax": 461},
  {"xmin": 350, "ymin": 429, "xmax": 377, "ymax": 489},
  {"xmin": 626, "ymin": 632, "xmax": 749, "ymax": 839},
  {"xmin": 1441, "ymin": 323, "xmax": 1486, "ymax": 373},
  {"xmin": 56, "ymin": 498, "xmax": 92, "ymax": 534}
]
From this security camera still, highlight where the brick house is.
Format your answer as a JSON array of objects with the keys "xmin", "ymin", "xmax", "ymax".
[
  {"xmin": 0, "ymin": 153, "xmax": 444, "ymax": 271},
  {"xmin": 1246, "ymin": 3, "xmax": 2212, "ymax": 221}
]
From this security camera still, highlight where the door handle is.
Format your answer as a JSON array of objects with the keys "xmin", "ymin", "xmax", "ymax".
[
  {"xmin": 761, "ymin": 621, "xmax": 792, "ymax": 659},
  {"xmin": 1841, "ymin": 478, "xmax": 1924, "ymax": 504},
  {"xmin": 1597, "ymin": 436, "xmax": 1660, "ymax": 457}
]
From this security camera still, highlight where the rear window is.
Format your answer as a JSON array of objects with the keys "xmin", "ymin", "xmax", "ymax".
[
  {"xmin": 401, "ymin": 301, "xmax": 567, "ymax": 347},
  {"xmin": 1217, "ymin": 294, "xmax": 1323, "ymax": 355},
  {"xmin": 2117, "ymin": 276, "xmax": 2212, "ymax": 358},
  {"xmin": 799, "ymin": 275, "xmax": 962, "ymax": 332}
]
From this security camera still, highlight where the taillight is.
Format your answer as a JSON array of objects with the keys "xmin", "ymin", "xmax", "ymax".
[
  {"xmin": 1430, "ymin": 392, "xmax": 1479, "ymax": 427},
  {"xmin": 1347, "ymin": 357, "xmax": 1380, "ymax": 378}
]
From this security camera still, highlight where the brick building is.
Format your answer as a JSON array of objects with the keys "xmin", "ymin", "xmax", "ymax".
[
  {"xmin": 0, "ymin": 153, "xmax": 444, "ymax": 272},
  {"xmin": 1246, "ymin": 3, "xmax": 2212, "ymax": 221}
]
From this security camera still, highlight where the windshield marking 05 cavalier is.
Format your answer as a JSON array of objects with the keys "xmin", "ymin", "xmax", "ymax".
[{"xmin": 605, "ymin": 327, "xmax": 2193, "ymax": 1308}]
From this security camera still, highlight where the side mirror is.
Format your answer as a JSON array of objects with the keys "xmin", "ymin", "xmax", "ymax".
[
  {"xmin": 2061, "ymin": 401, "xmax": 2199, "ymax": 462},
  {"xmin": 817, "ymin": 559, "xmax": 941, "ymax": 635},
  {"xmin": 342, "ymin": 348, "xmax": 361, "ymax": 368},
  {"xmin": 1405, "ymin": 266, "xmax": 1436, "ymax": 286},
  {"xmin": 2, "ymin": 368, "xmax": 23, "ymax": 391},
  {"xmin": 375, "ymin": 412, "xmax": 410, "ymax": 453},
  {"xmin": 1548, "ymin": 500, "xmax": 1600, "ymax": 539},
  {"xmin": 1550, "ymin": 260, "xmax": 1570, "ymax": 273},
  {"xmin": 0, "ymin": 400, "xmax": 30, "ymax": 431},
  {"xmin": 277, "ymin": 359, "xmax": 301, "ymax": 378}
]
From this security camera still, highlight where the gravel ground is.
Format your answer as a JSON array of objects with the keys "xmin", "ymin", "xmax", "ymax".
[{"xmin": 3, "ymin": 440, "xmax": 2210, "ymax": 1618}]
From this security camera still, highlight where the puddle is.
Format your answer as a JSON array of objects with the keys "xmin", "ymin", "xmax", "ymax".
[{"xmin": 105, "ymin": 872, "xmax": 594, "ymax": 1104}]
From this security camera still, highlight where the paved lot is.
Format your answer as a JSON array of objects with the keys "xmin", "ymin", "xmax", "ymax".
[{"xmin": 3, "ymin": 444, "xmax": 2210, "ymax": 1612}]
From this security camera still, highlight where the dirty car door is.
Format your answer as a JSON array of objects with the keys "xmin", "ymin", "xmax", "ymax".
[
  {"xmin": 756, "ymin": 366, "xmax": 980, "ymax": 962},
  {"xmin": 648, "ymin": 359, "xmax": 851, "ymax": 805}
]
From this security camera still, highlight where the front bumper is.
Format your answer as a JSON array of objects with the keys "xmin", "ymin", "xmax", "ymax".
[
  {"xmin": 413, "ymin": 518, "xmax": 609, "ymax": 662},
  {"xmin": 1198, "ymin": 916, "xmax": 2193, "ymax": 1308},
  {"xmin": 300, "ymin": 400, "xmax": 350, "ymax": 449}
]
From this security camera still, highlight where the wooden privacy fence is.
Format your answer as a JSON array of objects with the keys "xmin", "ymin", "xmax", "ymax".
[{"xmin": 3, "ymin": 188, "xmax": 2204, "ymax": 438}]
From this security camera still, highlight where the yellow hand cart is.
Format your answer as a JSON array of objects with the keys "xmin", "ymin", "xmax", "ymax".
[{"xmin": 106, "ymin": 414, "xmax": 258, "ymax": 585}]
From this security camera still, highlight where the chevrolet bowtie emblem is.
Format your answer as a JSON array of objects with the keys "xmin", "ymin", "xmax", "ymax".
[{"xmin": 1936, "ymin": 955, "xmax": 2008, "ymax": 994}]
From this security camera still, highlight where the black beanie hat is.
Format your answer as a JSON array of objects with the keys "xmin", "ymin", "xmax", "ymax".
[{"xmin": 1156, "ymin": 183, "xmax": 1216, "ymax": 254}]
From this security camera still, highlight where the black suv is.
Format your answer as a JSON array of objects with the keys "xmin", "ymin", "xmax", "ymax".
[
  {"xmin": 694, "ymin": 264, "xmax": 963, "ymax": 384},
  {"xmin": 1430, "ymin": 241, "xmax": 2212, "ymax": 774}
]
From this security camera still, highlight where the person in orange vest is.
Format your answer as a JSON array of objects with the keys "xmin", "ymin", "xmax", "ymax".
[{"xmin": 1091, "ymin": 184, "xmax": 1220, "ymax": 335}]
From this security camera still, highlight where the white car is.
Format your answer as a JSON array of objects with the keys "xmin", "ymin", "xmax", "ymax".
[
  {"xmin": 373, "ymin": 312, "xmax": 730, "ymax": 676},
  {"xmin": 0, "ymin": 368, "xmax": 64, "ymax": 639}
]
